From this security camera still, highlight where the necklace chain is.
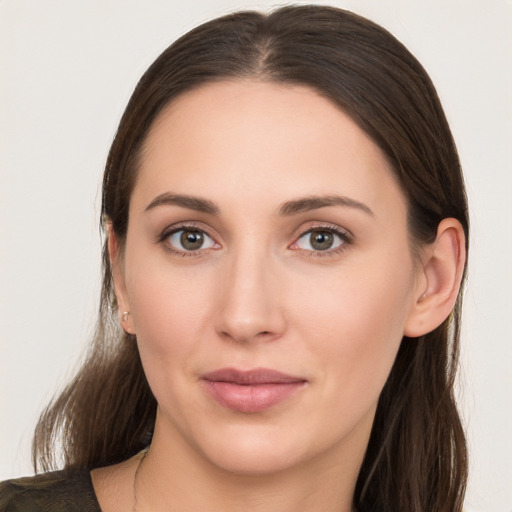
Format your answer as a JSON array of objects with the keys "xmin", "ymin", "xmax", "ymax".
[
  {"xmin": 130, "ymin": 447, "xmax": 356, "ymax": 512},
  {"xmin": 132, "ymin": 448, "xmax": 149, "ymax": 512}
]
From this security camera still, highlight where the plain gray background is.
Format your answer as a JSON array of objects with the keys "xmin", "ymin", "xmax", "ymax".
[{"xmin": 1, "ymin": 1, "xmax": 511, "ymax": 511}]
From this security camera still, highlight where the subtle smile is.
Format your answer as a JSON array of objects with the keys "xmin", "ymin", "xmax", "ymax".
[{"xmin": 201, "ymin": 368, "xmax": 307, "ymax": 413}]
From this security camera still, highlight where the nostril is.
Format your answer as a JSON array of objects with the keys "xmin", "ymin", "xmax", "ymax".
[
  {"xmin": 219, "ymin": 328, "xmax": 277, "ymax": 343},
  {"xmin": 255, "ymin": 331, "xmax": 272, "ymax": 338}
]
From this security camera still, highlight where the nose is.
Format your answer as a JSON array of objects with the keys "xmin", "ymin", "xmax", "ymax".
[{"xmin": 214, "ymin": 246, "xmax": 286, "ymax": 344}]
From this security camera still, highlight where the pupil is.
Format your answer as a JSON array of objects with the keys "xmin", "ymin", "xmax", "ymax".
[
  {"xmin": 310, "ymin": 231, "xmax": 333, "ymax": 250},
  {"xmin": 181, "ymin": 230, "xmax": 203, "ymax": 250}
]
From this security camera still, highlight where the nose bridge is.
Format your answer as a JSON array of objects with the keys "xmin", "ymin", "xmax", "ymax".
[{"xmin": 215, "ymin": 238, "xmax": 284, "ymax": 343}]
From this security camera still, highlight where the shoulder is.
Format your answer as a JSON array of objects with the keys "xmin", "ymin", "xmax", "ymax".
[{"xmin": 0, "ymin": 469, "xmax": 101, "ymax": 512}]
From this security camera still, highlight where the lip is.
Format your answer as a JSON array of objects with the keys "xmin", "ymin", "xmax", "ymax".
[{"xmin": 201, "ymin": 367, "xmax": 307, "ymax": 413}]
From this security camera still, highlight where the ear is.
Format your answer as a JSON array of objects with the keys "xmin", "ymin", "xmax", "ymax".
[
  {"xmin": 404, "ymin": 218, "xmax": 466, "ymax": 337},
  {"xmin": 107, "ymin": 223, "xmax": 136, "ymax": 335}
]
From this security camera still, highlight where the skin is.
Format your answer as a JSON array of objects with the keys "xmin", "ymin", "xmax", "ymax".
[{"xmin": 92, "ymin": 80, "xmax": 466, "ymax": 512}]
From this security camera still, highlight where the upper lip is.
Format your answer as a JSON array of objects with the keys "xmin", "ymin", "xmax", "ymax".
[{"xmin": 202, "ymin": 367, "xmax": 306, "ymax": 385}]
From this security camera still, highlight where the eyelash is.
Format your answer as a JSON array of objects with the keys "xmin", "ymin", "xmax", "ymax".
[
  {"xmin": 291, "ymin": 224, "xmax": 352, "ymax": 258},
  {"xmin": 157, "ymin": 222, "xmax": 216, "ymax": 258},
  {"xmin": 157, "ymin": 223, "xmax": 352, "ymax": 258}
]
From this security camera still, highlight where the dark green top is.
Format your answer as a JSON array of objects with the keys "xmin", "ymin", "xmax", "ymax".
[{"xmin": 0, "ymin": 470, "xmax": 101, "ymax": 511}]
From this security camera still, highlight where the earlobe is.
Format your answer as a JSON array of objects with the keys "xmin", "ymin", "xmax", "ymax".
[
  {"xmin": 107, "ymin": 223, "xmax": 136, "ymax": 335},
  {"xmin": 404, "ymin": 218, "xmax": 466, "ymax": 338}
]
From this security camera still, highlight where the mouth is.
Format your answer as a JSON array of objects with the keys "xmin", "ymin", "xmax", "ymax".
[{"xmin": 201, "ymin": 367, "xmax": 307, "ymax": 413}]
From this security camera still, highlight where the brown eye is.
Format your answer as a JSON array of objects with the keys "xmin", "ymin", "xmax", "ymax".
[
  {"xmin": 167, "ymin": 228, "xmax": 216, "ymax": 252},
  {"xmin": 180, "ymin": 230, "xmax": 204, "ymax": 250},
  {"xmin": 309, "ymin": 231, "xmax": 334, "ymax": 250},
  {"xmin": 293, "ymin": 228, "xmax": 347, "ymax": 253}
]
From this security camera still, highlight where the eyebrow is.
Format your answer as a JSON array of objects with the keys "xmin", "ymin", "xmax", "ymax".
[
  {"xmin": 145, "ymin": 192, "xmax": 373, "ymax": 217},
  {"xmin": 278, "ymin": 195, "xmax": 374, "ymax": 217},
  {"xmin": 145, "ymin": 193, "xmax": 220, "ymax": 215}
]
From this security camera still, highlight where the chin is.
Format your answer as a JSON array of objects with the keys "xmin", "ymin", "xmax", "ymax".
[
  {"xmin": 205, "ymin": 441, "xmax": 303, "ymax": 476},
  {"xmin": 185, "ymin": 420, "xmax": 308, "ymax": 475}
]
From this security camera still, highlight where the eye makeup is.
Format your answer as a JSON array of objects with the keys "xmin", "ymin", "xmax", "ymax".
[{"xmin": 155, "ymin": 220, "xmax": 353, "ymax": 259}]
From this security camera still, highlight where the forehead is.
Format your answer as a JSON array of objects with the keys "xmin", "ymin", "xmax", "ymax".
[{"xmin": 134, "ymin": 80, "xmax": 406, "ymax": 220}]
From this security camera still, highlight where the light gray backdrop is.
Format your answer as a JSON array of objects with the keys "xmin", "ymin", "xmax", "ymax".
[{"xmin": 1, "ymin": 1, "xmax": 511, "ymax": 511}]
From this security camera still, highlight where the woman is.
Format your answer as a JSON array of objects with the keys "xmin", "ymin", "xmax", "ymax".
[{"xmin": 0, "ymin": 5, "xmax": 468, "ymax": 511}]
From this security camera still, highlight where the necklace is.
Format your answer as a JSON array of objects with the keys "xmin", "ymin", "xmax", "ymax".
[
  {"xmin": 131, "ymin": 447, "xmax": 356, "ymax": 512},
  {"xmin": 132, "ymin": 448, "xmax": 149, "ymax": 512}
]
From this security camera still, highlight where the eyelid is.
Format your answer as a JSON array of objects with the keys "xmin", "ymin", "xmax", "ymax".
[
  {"xmin": 289, "ymin": 223, "xmax": 353, "ymax": 256},
  {"xmin": 157, "ymin": 221, "xmax": 221, "ymax": 256},
  {"xmin": 156, "ymin": 220, "xmax": 352, "ymax": 257}
]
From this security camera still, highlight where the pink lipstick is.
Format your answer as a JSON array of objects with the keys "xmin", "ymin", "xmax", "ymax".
[{"xmin": 202, "ymin": 368, "xmax": 306, "ymax": 413}]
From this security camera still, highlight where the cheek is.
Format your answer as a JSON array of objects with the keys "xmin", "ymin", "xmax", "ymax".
[
  {"xmin": 291, "ymin": 253, "xmax": 415, "ymax": 403},
  {"xmin": 123, "ymin": 252, "xmax": 217, "ymax": 379}
]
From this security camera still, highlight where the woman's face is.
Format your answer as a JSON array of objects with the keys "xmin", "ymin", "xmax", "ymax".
[{"xmin": 117, "ymin": 81, "xmax": 423, "ymax": 474}]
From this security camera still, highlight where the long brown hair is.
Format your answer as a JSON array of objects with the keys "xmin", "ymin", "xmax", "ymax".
[{"xmin": 33, "ymin": 6, "xmax": 469, "ymax": 511}]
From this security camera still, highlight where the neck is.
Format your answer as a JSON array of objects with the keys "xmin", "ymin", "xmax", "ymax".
[{"xmin": 134, "ymin": 414, "xmax": 368, "ymax": 512}]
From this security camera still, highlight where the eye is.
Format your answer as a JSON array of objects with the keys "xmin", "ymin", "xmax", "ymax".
[
  {"xmin": 167, "ymin": 228, "xmax": 217, "ymax": 252},
  {"xmin": 293, "ymin": 228, "xmax": 347, "ymax": 252}
]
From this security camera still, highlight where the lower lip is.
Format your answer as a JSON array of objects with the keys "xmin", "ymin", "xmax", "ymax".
[{"xmin": 203, "ymin": 380, "xmax": 306, "ymax": 413}]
